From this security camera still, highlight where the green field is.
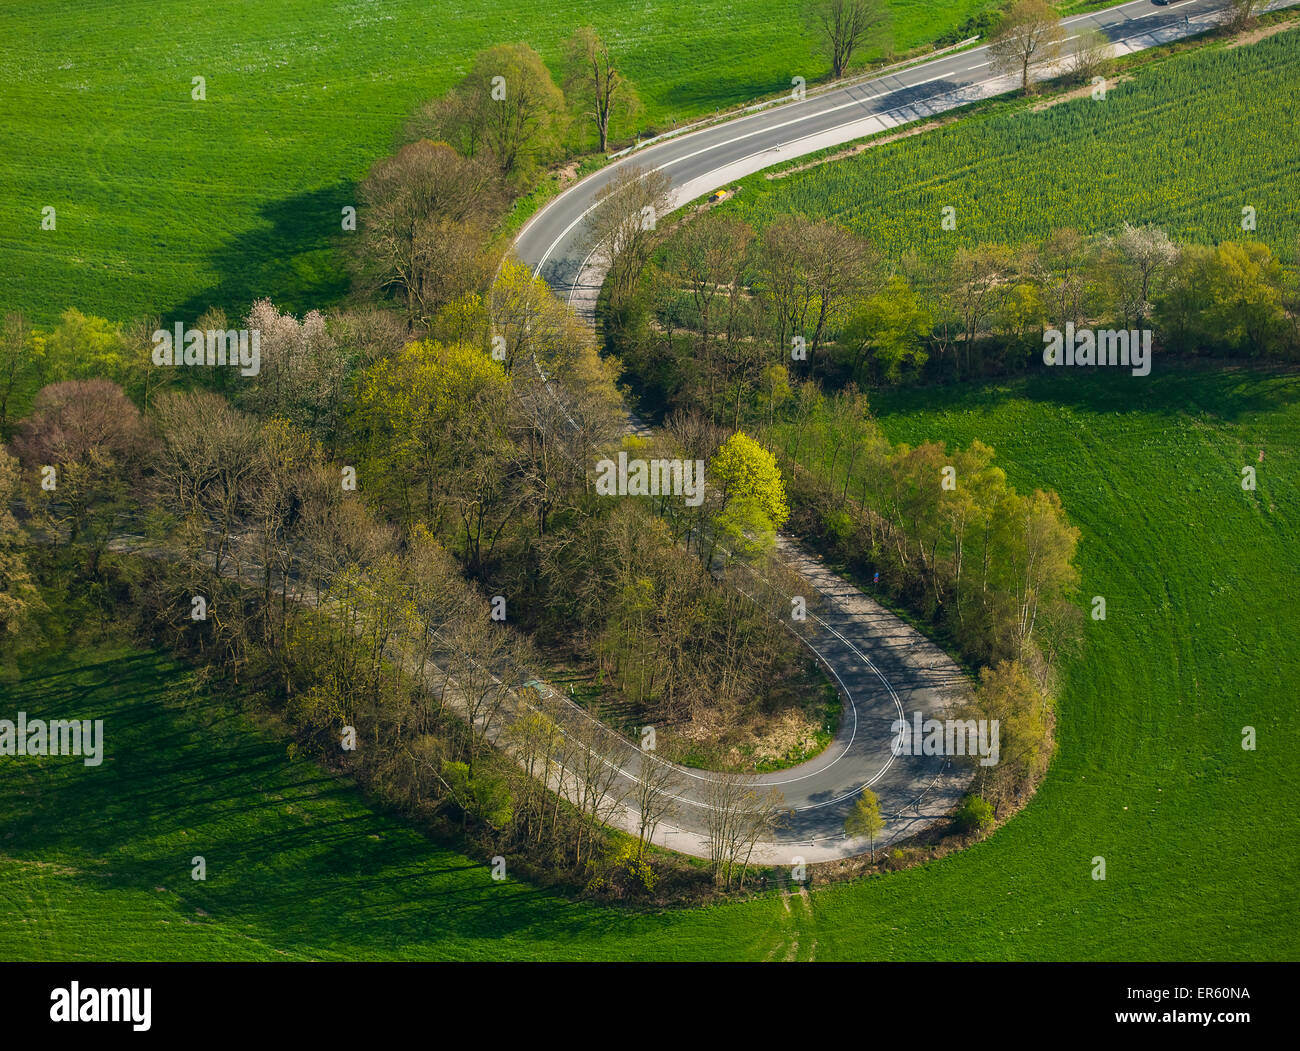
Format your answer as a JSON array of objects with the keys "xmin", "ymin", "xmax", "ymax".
[
  {"xmin": 0, "ymin": 0, "xmax": 1027, "ymax": 327},
  {"xmin": 722, "ymin": 24, "xmax": 1300, "ymax": 262},
  {"xmin": 5, "ymin": 364, "xmax": 1297, "ymax": 960}
]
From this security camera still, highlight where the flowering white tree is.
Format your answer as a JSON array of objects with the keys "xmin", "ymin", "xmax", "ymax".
[{"xmin": 244, "ymin": 299, "xmax": 346, "ymax": 437}]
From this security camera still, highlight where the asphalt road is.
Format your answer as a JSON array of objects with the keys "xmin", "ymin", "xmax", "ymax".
[
  {"xmin": 503, "ymin": 0, "xmax": 1279, "ymax": 862},
  {"xmin": 515, "ymin": 0, "xmax": 1271, "ymax": 322}
]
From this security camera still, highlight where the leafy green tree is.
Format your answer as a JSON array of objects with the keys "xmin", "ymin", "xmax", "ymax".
[
  {"xmin": 35, "ymin": 309, "xmax": 129, "ymax": 389},
  {"xmin": 349, "ymin": 340, "xmax": 515, "ymax": 570},
  {"xmin": 845, "ymin": 789, "xmax": 885, "ymax": 861},
  {"xmin": 412, "ymin": 43, "xmax": 566, "ymax": 183},
  {"xmin": 1201, "ymin": 241, "xmax": 1286, "ymax": 356},
  {"xmin": 442, "ymin": 760, "xmax": 513, "ymax": 830},
  {"xmin": 954, "ymin": 794, "xmax": 995, "ymax": 835},
  {"xmin": 841, "ymin": 275, "xmax": 931, "ymax": 384},
  {"xmin": 965, "ymin": 659, "xmax": 1054, "ymax": 813}
]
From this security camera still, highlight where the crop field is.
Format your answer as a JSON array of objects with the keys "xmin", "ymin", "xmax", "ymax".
[
  {"xmin": 0, "ymin": 0, "xmax": 1030, "ymax": 328},
  {"xmin": 4, "ymin": 364, "xmax": 1296, "ymax": 960},
  {"xmin": 723, "ymin": 24, "xmax": 1300, "ymax": 262}
]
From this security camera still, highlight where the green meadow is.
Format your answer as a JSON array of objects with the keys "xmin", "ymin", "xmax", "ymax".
[
  {"xmin": 3, "ymin": 0, "xmax": 1295, "ymax": 963},
  {"xmin": 4, "ymin": 365, "xmax": 1297, "ymax": 960},
  {"xmin": 0, "ymin": 0, "xmax": 1024, "ymax": 327}
]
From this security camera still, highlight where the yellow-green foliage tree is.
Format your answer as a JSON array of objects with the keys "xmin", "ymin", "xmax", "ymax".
[
  {"xmin": 845, "ymin": 789, "xmax": 885, "ymax": 861},
  {"xmin": 705, "ymin": 431, "xmax": 790, "ymax": 563},
  {"xmin": 349, "ymin": 340, "xmax": 514, "ymax": 568},
  {"xmin": 965, "ymin": 658, "xmax": 1055, "ymax": 815}
]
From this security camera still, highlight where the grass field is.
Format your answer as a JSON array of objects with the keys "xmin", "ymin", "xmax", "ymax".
[
  {"xmin": 722, "ymin": 23, "xmax": 1300, "ymax": 263},
  {"xmin": 0, "ymin": 0, "xmax": 1036, "ymax": 328},
  {"xmin": 4, "ymin": 364, "xmax": 1297, "ymax": 960}
]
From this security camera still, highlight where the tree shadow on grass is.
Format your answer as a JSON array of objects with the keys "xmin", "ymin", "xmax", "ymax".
[
  {"xmin": 171, "ymin": 181, "xmax": 357, "ymax": 323},
  {"xmin": 875, "ymin": 362, "xmax": 1300, "ymax": 426},
  {"xmin": 2, "ymin": 648, "xmax": 638, "ymax": 957}
]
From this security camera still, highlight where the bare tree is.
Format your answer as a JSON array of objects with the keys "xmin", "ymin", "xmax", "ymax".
[
  {"xmin": 150, "ymin": 390, "xmax": 263, "ymax": 575},
  {"xmin": 1067, "ymin": 26, "xmax": 1111, "ymax": 85},
  {"xmin": 755, "ymin": 216, "xmax": 872, "ymax": 368},
  {"xmin": 583, "ymin": 164, "xmax": 674, "ymax": 314},
  {"xmin": 569, "ymin": 714, "xmax": 632, "ymax": 867},
  {"xmin": 944, "ymin": 244, "xmax": 1017, "ymax": 378},
  {"xmin": 1031, "ymin": 228, "xmax": 1097, "ymax": 333},
  {"xmin": 1225, "ymin": 0, "xmax": 1260, "ymax": 30},
  {"xmin": 989, "ymin": 0, "xmax": 1065, "ymax": 95},
  {"xmin": 704, "ymin": 770, "xmax": 787, "ymax": 889},
  {"xmin": 631, "ymin": 750, "xmax": 679, "ymax": 860},
  {"xmin": 564, "ymin": 27, "xmax": 639, "ymax": 152},
  {"xmin": 813, "ymin": 0, "xmax": 890, "ymax": 80}
]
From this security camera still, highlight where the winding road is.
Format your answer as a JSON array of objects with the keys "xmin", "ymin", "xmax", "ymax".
[{"xmin": 503, "ymin": 1, "xmax": 1280, "ymax": 864}]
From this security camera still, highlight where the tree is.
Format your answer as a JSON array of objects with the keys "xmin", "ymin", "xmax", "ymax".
[
  {"xmin": 410, "ymin": 43, "xmax": 566, "ymax": 182},
  {"xmin": 489, "ymin": 258, "xmax": 573, "ymax": 375},
  {"xmin": 630, "ymin": 750, "xmax": 679, "ymax": 861},
  {"xmin": 119, "ymin": 315, "xmax": 175, "ymax": 414},
  {"xmin": 568, "ymin": 715, "xmax": 632, "ymax": 868},
  {"xmin": 583, "ymin": 164, "xmax": 674, "ymax": 316},
  {"xmin": 844, "ymin": 789, "xmax": 885, "ymax": 861},
  {"xmin": 351, "ymin": 140, "xmax": 505, "ymax": 323},
  {"xmin": 441, "ymin": 760, "xmax": 513, "ymax": 830},
  {"xmin": 812, "ymin": 0, "xmax": 890, "ymax": 80},
  {"xmin": 1067, "ymin": 26, "xmax": 1111, "ymax": 85},
  {"xmin": 964, "ymin": 659, "xmax": 1054, "ymax": 814},
  {"xmin": 0, "ymin": 446, "xmax": 43, "ymax": 639},
  {"xmin": 953, "ymin": 794, "xmax": 994, "ymax": 835},
  {"xmin": 1031, "ymin": 228, "xmax": 1097, "ymax": 333},
  {"xmin": 0, "ymin": 312, "xmax": 34, "ymax": 435},
  {"xmin": 349, "ymin": 340, "xmax": 519, "ymax": 573},
  {"xmin": 1200, "ymin": 241, "xmax": 1286, "ymax": 356},
  {"xmin": 13, "ymin": 379, "xmax": 146, "ymax": 578},
  {"xmin": 36, "ymin": 309, "xmax": 131, "ymax": 387},
  {"xmin": 840, "ymin": 275, "xmax": 932, "ymax": 384},
  {"xmin": 989, "ymin": 0, "xmax": 1065, "ymax": 95},
  {"xmin": 150, "ymin": 390, "xmax": 262, "ymax": 576},
  {"xmin": 755, "ymin": 216, "xmax": 873, "ymax": 370},
  {"xmin": 1225, "ymin": 0, "xmax": 1260, "ymax": 30},
  {"xmin": 564, "ymin": 27, "xmax": 639, "ymax": 152},
  {"xmin": 667, "ymin": 216, "xmax": 756, "ymax": 412},
  {"xmin": 703, "ymin": 432, "xmax": 789, "ymax": 566},
  {"xmin": 243, "ymin": 299, "xmax": 348, "ymax": 438},
  {"xmin": 943, "ymin": 244, "xmax": 1017, "ymax": 378},
  {"xmin": 704, "ymin": 770, "xmax": 786, "ymax": 888},
  {"xmin": 1102, "ymin": 224, "xmax": 1180, "ymax": 329}
]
